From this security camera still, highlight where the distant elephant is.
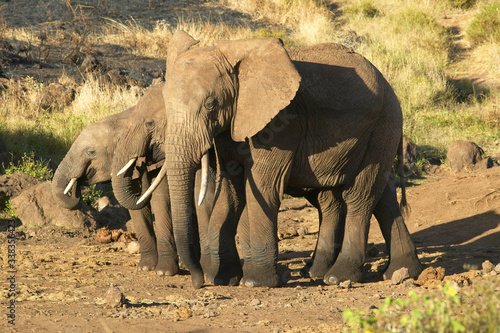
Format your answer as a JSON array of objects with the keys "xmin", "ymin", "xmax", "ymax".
[
  {"xmin": 52, "ymin": 84, "xmax": 208, "ymax": 276},
  {"xmin": 133, "ymin": 31, "xmax": 422, "ymax": 288}
]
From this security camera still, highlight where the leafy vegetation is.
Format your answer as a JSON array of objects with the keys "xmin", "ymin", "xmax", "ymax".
[
  {"xmin": 343, "ymin": 278, "xmax": 500, "ymax": 332},
  {"xmin": 4, "ymin": 152, "xmax": 53, "ymax": 181},
  {"xmin": 81, "ymin": 184, "xmax": 104, "ymax": 208}
]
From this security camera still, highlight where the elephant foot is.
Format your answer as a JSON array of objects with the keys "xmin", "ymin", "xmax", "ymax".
[
  {"xmin": 155, "ymin": 259, "xmax": 179, "ymax": 276},
  {"xmin": 323, "ymin": 259, "xmax": 363, "ymax": 285},
  {"xmin": 207, "ymin": 262, "xmax": 242, "ymax": 286},
  {"xmin": 300, "ymin": 258, "xmax": 332, "ymax": 279},
  {"xmin": 137, "ymin": 254, "xmax": 157, "ymax": 272},
  {"xmin": 382, "ymin": 256, "xmax": 422, "ymax": 281},
  {"xmin": 240, "ymin": 269, "xmax": 280, "ymax": 288}
]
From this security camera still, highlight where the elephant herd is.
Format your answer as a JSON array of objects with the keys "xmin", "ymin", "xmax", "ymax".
[{"xmin": 52, "ymin": 30, "xmax": 422, "ymax": 289}]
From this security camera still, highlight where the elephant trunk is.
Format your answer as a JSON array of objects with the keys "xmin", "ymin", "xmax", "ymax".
[
  {"xmin": 51, "ymin": 157, "xmax": 81, "ymax": 210},
  {"xmin": 111, "ymin": 159, "xmax": 149, "ymax": 210},
  {"xmin": 165, "ymin": 116, "xmax": 204, "ymax": 289}
]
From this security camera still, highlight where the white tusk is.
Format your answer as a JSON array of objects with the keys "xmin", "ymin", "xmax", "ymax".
[
  {"xmin": 137, "ymin": 162, "xmax": 167, "ymax": 205},
  {"xmin": 64, "ymin": 178, "xmax": 78, "ymax": 195},
  {"xmin": 116, "ymin": 158, "xmax": 137, "ymax": 176},
  {"xmin": 197, "ymin": 152, "xmax": 209, "ymax": 206}
]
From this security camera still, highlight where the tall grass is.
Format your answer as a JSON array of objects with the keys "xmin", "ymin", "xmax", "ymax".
[
  {"xmin": 0, "ymin": 75, "xmax": 140, "ymax": 162},
  {"xmin": 0, "ymin": 0, "xmax": 498, "ymax": 167}
]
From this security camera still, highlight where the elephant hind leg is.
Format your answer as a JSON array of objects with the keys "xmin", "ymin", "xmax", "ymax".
[
  {"xmin": 374, "ymin": 175, "xmax": 422, "ymax": 280},
  {"xmin": 129, "ymin": 208, "xmax": 158, "ymax": 271},
  {"xmin": 302, "ymin": 189, "xmax": 345, "ymax": 279}
]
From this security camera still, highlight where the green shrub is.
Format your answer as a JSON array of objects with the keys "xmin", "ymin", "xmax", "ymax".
[
  {"xmin": 343, "ymin": 279, "xmax": 500, "ymax": 332},
  {"xmin": 82, "ymin": 184, "xmax": 103, "ymax": 208},
  {"xmin": 4, "ymin": 152, "xmax": 53, "ymax": 181},
  {"xmin": 466, "ymin": 0, "xmax": 500, "ymax": 44}
]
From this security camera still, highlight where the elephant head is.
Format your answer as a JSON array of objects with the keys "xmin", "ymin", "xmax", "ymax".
[
  {"xmin": 52, "ymin": 107, "xmax": 134, "ymax": 209},
  {"xmin": 153, "ymin": 30, "xmax": 301, "ymax": 288},
  {"xmin": 111, "ymin": 84, "xmax": 167, "ymax": 210}
]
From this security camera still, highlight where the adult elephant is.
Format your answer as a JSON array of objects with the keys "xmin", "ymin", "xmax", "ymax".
[
  {"xmin": 110, "ymin": 84, "xmax": 218, "ymax": 277},
  {"xmin": 111, "ymin": 89, "xmax": 419, "ymax": 287},
  {"xmin": 52, "ymin": 84, "xmax": 205, "ymax": 276},
  {"xmin": 141, "ymin": 30, "xmax": 421, "ymax": 288}
]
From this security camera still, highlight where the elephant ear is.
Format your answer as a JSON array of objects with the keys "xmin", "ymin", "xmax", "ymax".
[
  {"xmin": 166, "ymin": 30, "xmax": 200, "ymax": 78},
  {"xmin": 217, "ymin": 38, "xmax": 301, "ymax": 142}
]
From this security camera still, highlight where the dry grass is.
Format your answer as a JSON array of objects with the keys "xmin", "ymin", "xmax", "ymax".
[{"xmin": 0, "ymin": 0, "xmax": 498, "ymax": 164}]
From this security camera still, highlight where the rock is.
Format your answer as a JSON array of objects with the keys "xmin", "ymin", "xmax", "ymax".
[
  {"xmin": 389, "ymin": 267, "xmax": 409, "ymax": 285},
  {"xmin": 105, "ymin": 285, "xmax": 125, "ymax": 308},
  {"xmin": 95, "ymin": 227, "xmax": 112, "ymax": 244},
  {"xmin": 495, "ymin": 263, "xmax": 500, "ymax": 273},
  {"xmin": 93, "ymin": 195, "xmax": 130, "ymax": 229},
  {"xmin": 10, "ymin": 181, "xmax": 97, "ymax": 232},
  {"xmin": 297, "ymin": 226, "xmax": 308, "ymax": 236},
  {"xmin": 339, "ymin": 280, "xmax": 352, "ymax": 289},
  {"xmin": 466, "ymin": 269, "xmax": 482, "ymax": 280},
  {"xmin": 416, "ymin": 266, "xmax": 446, "ymax": 285},
  {"xmin": 482, "ymin": 260, "xmax": 495, "ymax": 274},
  {"xmin": 40, "ymin": 82, "xmax": 75, "ymax": 111},
  {"xmin": 95, "ymin": 196, "xmax": 111, "ymax": 212},
  {"xmin": 80, "ymin": 54, "xmax": 104, "ymax": 74},
  {"xmin": 0, "ymin": 172, "xmax": 42, "ymax": 209},
  {"xmin": 126, "ymin": 241, "xmax": 140, "ymax": 254},
  {"xmin": 447, "ymin": 140, "xmax": 488, "ymax": 172},
  {"xmin": 250, "ymin": 299, "xmax": 261, "ymax": 306},
  {"xmin": 402, "ymin": 136, "xmax": 419, "ymax": 174}
]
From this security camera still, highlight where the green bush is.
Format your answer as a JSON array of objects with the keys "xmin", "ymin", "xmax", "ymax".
[
  {"xmin": 343, "ymin": 278, "xmax": 500, "ymax": 332},
  {"xmin": 4, "ymin": 152, "xmax": 53, "ymax": 181},
  {"xmin": 466, "ymin": 0, "xmax": 500, "ymax": 44},
  {"xmin": 82, "ymin": 184, "xmax": 103, "ymax": 208}
]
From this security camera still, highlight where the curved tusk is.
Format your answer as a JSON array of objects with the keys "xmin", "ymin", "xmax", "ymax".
[
  {"xmin": 137, "ymin": 163, "xmax": 167, "ymax": 205},
  {"xmin": 116, "ymin": 158, "xmax": 137, "ymax": 176},
  {"xmin": 197, "ymin": 152, "xmax": 209, "ymax": 206},
  {"xmin": 64, "ymin": 178, "xmax": 78, "ymax": 195}
]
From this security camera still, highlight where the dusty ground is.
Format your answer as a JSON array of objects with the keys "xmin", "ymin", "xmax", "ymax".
[
  {"xmin": 1, "ymin": 1, "xmax": 500, "ymax": 332},
  {"xmin": 1, "ymin": 166, "xmax": 500, "ymax": 332}
]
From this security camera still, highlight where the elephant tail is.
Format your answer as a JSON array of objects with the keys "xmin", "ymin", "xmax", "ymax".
[{"xmin": 398, "ymin": 136, "xmax": 411, "ymax": 220}]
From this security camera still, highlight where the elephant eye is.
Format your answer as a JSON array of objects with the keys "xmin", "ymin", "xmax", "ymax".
[
  {"xmin": 205, "ymin": 97, "xmax": 218, "ymax": 110},
  {"xmin": 87, "ymin": 149, "xmax": 96, "ymax": 157},
  {"xmin": 145, "ymin": 120, "xmax": 155, "ymax": 129}
]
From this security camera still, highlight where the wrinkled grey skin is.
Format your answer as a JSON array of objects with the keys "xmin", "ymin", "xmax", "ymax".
[
  {"xmin": 159, "ymin": 31, "xmax": 421, "ymax": 288},
  {"xmin": 110, "ymin": 84, "xmax": 217, "ymax": 276},
  {"xmin": 52, "ymin": 85, "xmax": 201, "ymax": 276}
]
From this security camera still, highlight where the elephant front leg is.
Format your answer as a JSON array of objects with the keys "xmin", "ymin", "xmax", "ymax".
[
  {"xmin": 240, "ymin": 171, "xmax": 284, "ymax": 288},
  {"xmin": 150, "ymin": 177, "xmax": 179, "ymax": 276},
  {"xmin": 374, "ymin": 179, "xmax": 422, "ymax": 280},
  {"xmin": 129, "ymin": 208, "xmax": 158, "ymax": 271},
  {"xmin": 206, "ymin": 175, "xmax": 244, "ymax": 286}
]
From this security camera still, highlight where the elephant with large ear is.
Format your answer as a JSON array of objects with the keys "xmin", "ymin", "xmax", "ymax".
[
  {"xmin": 149, "ymin": 30, "xmax": 421, "ymax": 288},
  {"xmin": 52, "ymin": 84, "xmax": 185, "ymax": 275}
]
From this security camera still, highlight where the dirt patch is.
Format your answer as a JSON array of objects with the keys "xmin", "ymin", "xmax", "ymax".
[{"xmin": 1, "ymin": 167, "xmax": 500, "ymax": 332}]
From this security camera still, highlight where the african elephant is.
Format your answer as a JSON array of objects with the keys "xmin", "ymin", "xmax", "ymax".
[
  {"xmin": 109, "ymin": 83, "xmax": 218, "ymax": 276},
  {"xmin": 146, "ymin": 30, "xmax": 421, "ymax": 288},
  {"xmin": 52, "ymin": 84, "xmax": 199, "ymax": 276}
]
